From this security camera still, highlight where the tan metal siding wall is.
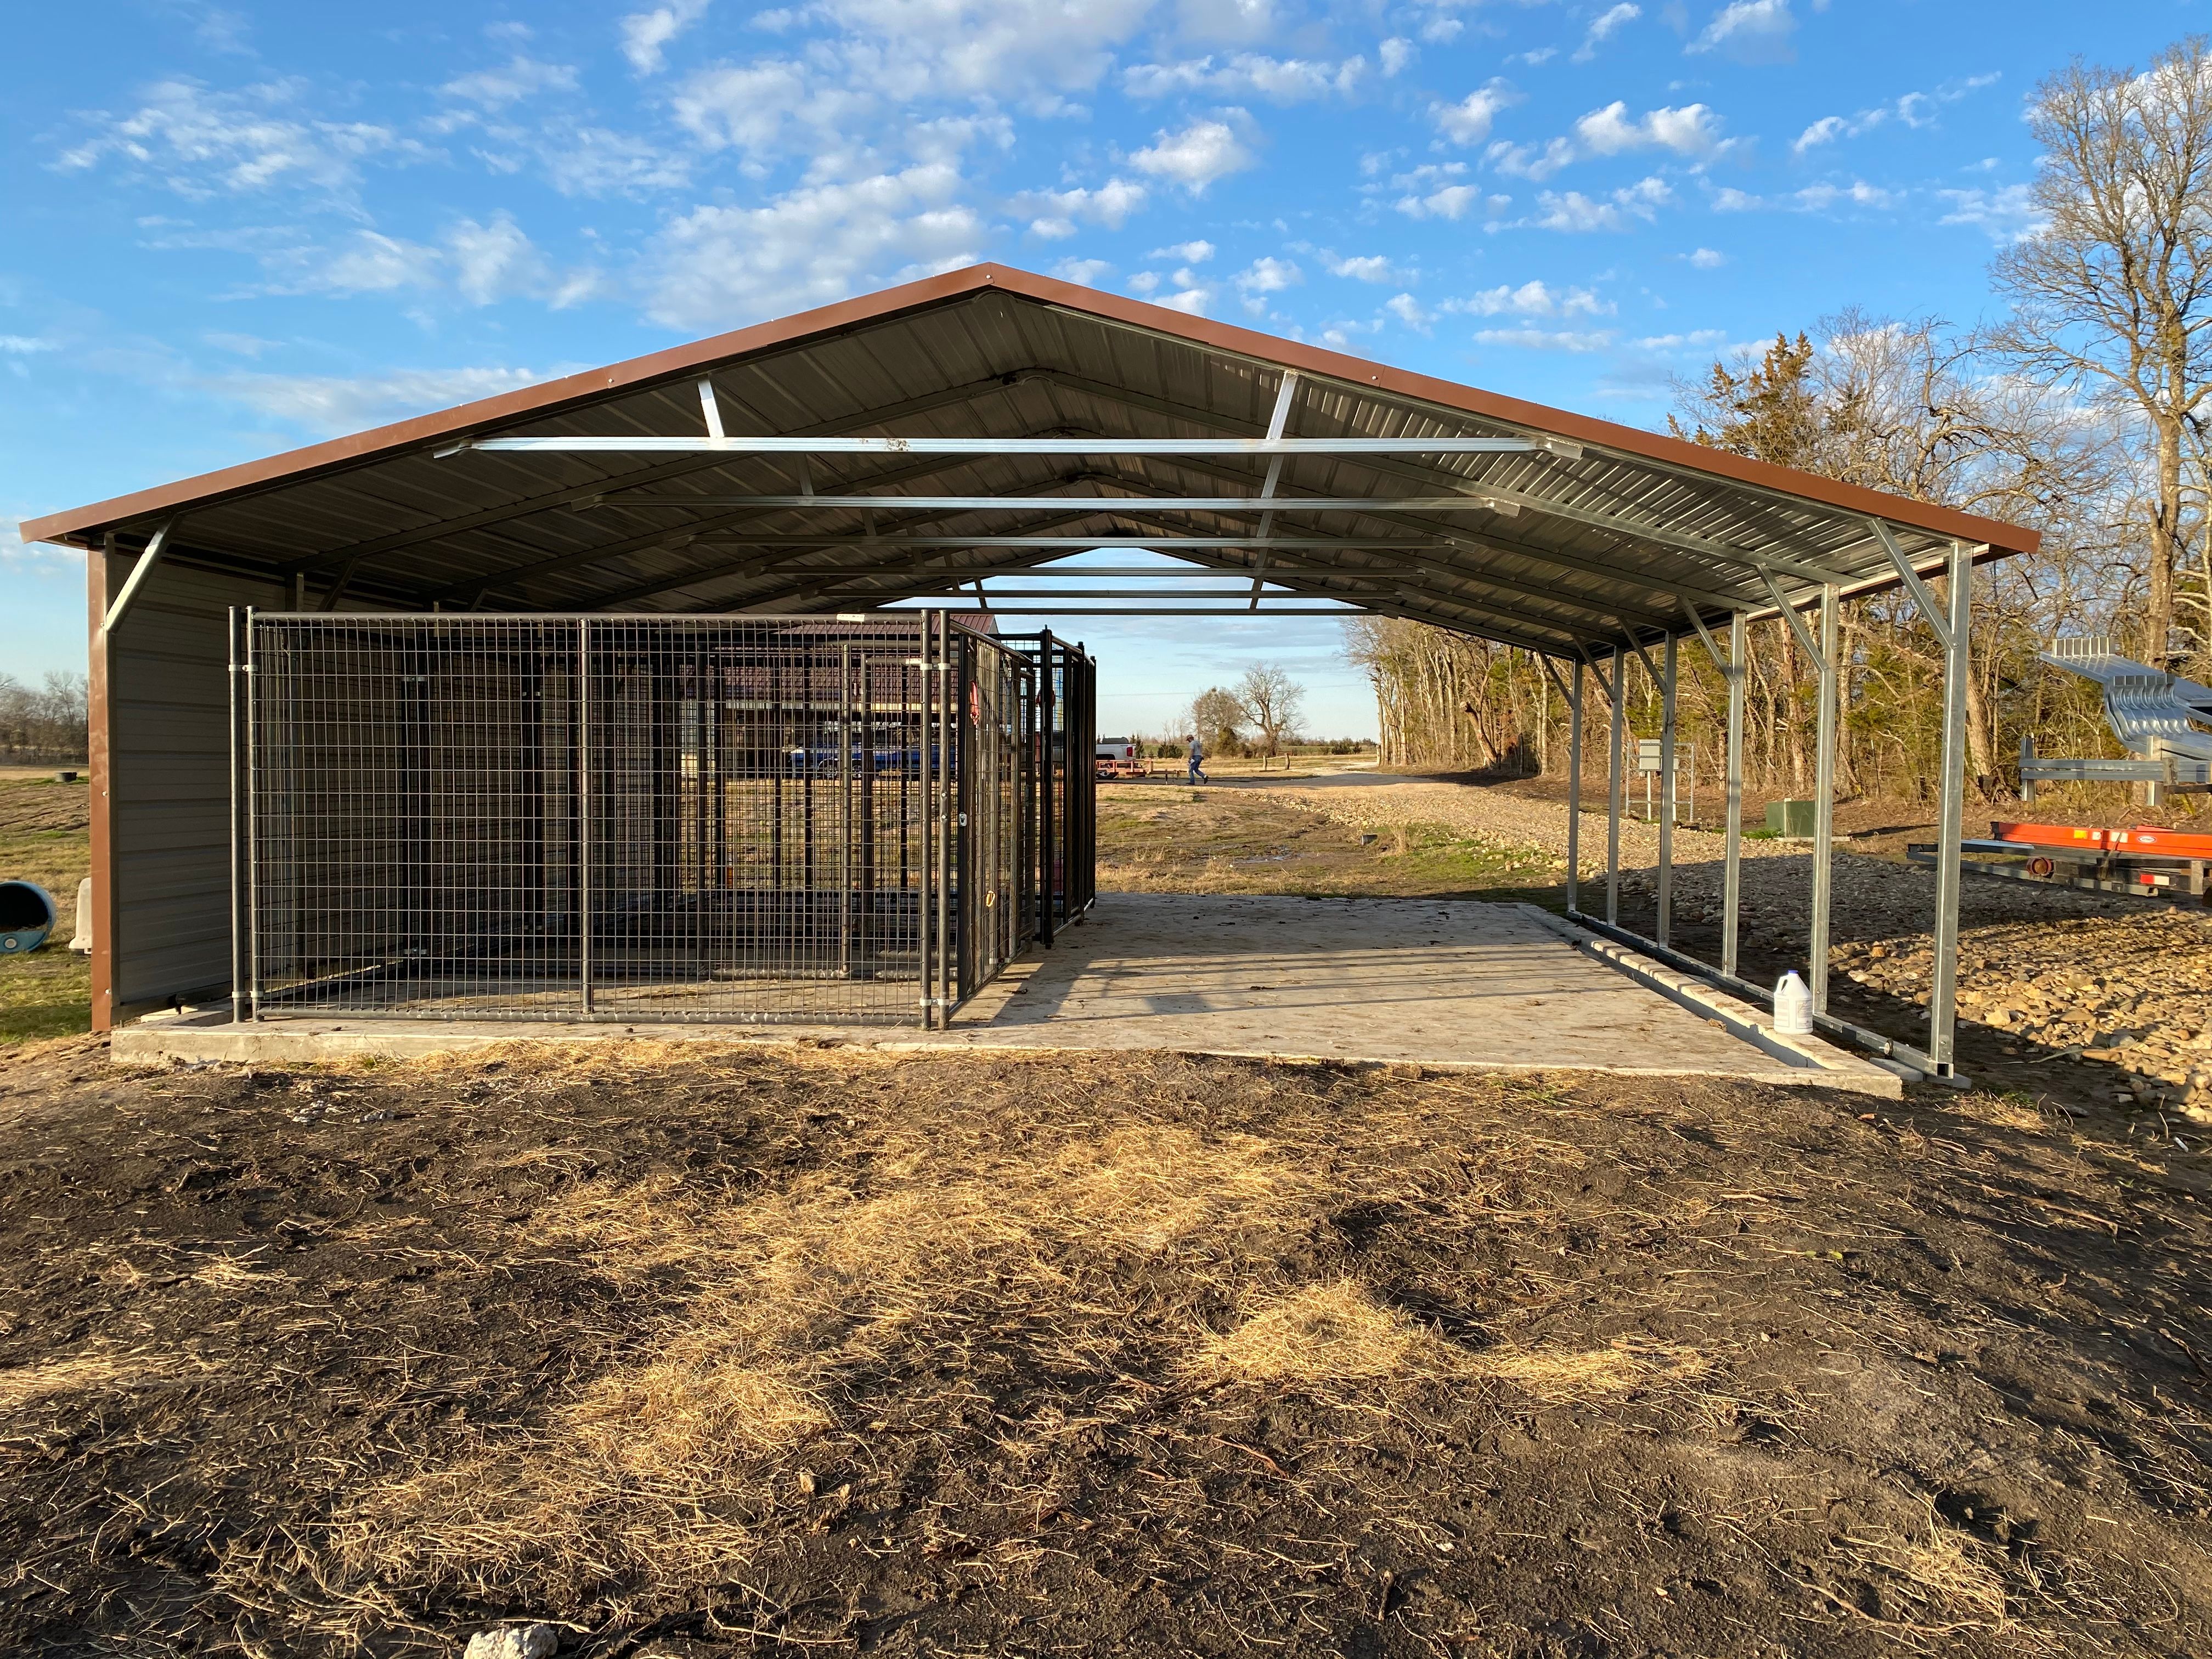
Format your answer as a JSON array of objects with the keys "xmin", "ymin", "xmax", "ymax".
[{"xmin": 107, "ymin": 563, "xmax": 280, "ymax": 1008}]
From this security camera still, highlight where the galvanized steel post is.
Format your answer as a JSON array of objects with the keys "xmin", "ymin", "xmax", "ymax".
[
  {"xmin": 1929, "ymin": 543, "xmax": 1976, "ymax": 1075},
  {"xmin": 1723, "ymin": 612, "xmax": 1746, "ymax": 979},
  {"xmin": 228, "ymin": 608, "xmax": 248, "ymax": 1025},
  {"xmin": 1657, "ymin": 633, "xmax": 1677, "ymax": 947},
  {"xmin": 1809, "ymin": 585, "xmax": 1839, "ymax": 1011},
  {"xmin": 1606, "ymin": 650, "xmax": 1624, "ymax": 924},
  {"xmin": 1565, "ymin": 658, "xmax": 1583, "ymax": 915},
  {"xmin": 917, "ymin": 611, "xmax": 934, "ymax": 1026},
  {"xmin": 577, "ymin": 617, "xmax": 594, "ymax": 1016}
]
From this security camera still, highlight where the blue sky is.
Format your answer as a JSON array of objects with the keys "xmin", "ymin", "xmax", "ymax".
[{"xmin": 4, "ymin": 1, "xmax": 2203, "ymax": 739}]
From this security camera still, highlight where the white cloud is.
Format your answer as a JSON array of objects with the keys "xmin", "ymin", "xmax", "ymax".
[
  {"xmin": 643, "ymin": 162, "xmax": 983, "ymax": 330},
  {"xmin": 1379, "ymin": 38, "xmax": 1415, "ymax": 76},
  {"xmin": 1632, "ymin": 329, "xmax": 1726, "ymax": 350},
  {"xmin": 1792, "ymin": 114, "xmax": 1848, "ymax": 154},
  {"xmin": 1709, "ymin": 178, "xmax": 1903, "ymax": 216},
  {"xmin": 1052, "ymin": 257, "xmax": 1113, "ymax": 285},
  {"xmin": 1384, "ymin": 292, "xmax": 1430, "ymax": 330},
  {"xmin": 1149, "ymin": 239, "xmax": 1216, "ymax": 262},
  {"xmin": 235, "ymin": 216, "xmax": 607, "ymax": 310},
  {"xmin": 1791, "ymin": 76, "xmax": 2002, "ymax": 155},
  {"xmin": 1523, "ymin": 176, "xmax": 1671, "ymax": 232},
  {"xmin": 210, "ymin": 366, "xmax": 552, "ymax": 436},
  {"xmin": 0, "ymin": 336, "xmax": 59, "ymax": 354},
  {"xmin": 1132, "ymin": 262, "xmax": 1217, "ymax": 313},
  {"xmin": 1575, "ymin": 101, "xmax": 1730, "ymax": 159},
  {"xmin": 534, "ymin": 125, "xmax": 693, "ymax": 197},
  {"xmin": 1395, "ymin": 184, "xmax": 1483, "ymax": 219},
  {"xmin": 1939, "ymin": 182, "xmax": 2044, "ymax": 241},
  {"xmin": 1434, "ymin": 79, "xmax": 1521, "ymax": 145},
  {"xmin": 445, "ymin": 214, "xmax": 551, "ymax": 304},
  {"xmin": 1689, "ymin": 0, "xmax": 1797, "ymax": 65},
  {"xmin": 671, "ymin": 59, "xmax": 872, "ymax": 157},
  {"xmin": 1450, "ymin": 281, "xmax": 1611, "ymax": 318},
  {"xmin": 1122, "ymin": 53, "xmax": 1366, "ymax": 101},
  {"xmin": 279, "ymin": 230, "xmax": 445, "ymax": 296},
  {"xmin": 438, "ymin": 56, "xmax": 579, "ymax": 107},
  {"xmin": 1573, "ymin": 3, "xmax": 1641, "ymax": 63},
  {"xmin": 1486, "ymin": 138, "xmax": 1576, "ymax": 182},
  {"xmin": 1322, "ymin": 252, "xmax": 1397, "ymax": 282},
  {"xmin": 1130, "ymin": 118, "xmax": 1256, "ymax": 193},
  {"xmin": 54, "ymin": 78, "xmax": 435, "ymax": 202},
  {"xmin": 1473, "ymin": 328, "xmax": 1615, "ymax": 352},
  {"xmin": 621, "ymin": 0, "xmax": 712, "ymax": 74},
  {"xmin": 1021, "ymin": 176, "xmax": 1148, "ymax": 237},
  {"xmin": 1234, "ymin": 256, "xmax": 1301, "ymax": 295},
  {"xmin": 1688, "ymin": 246, "xmax": 1726, "ymax": 267},
  {"xmin": 1793, "ymin": 179, "xmax": 1897, "ymax": 210}
]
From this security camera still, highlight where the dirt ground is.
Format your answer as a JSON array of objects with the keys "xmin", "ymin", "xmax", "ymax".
[
  {"xmin": 4, "ymin": 1035, "xmax": 2211, "ymax": 1658},
  {"xmin": 1101, "ymin": 782, "xmax": 2212, "ymax": 1125},
  {"xmin": 9, "ymin": 775, "xmax": 2212, "ymax": 1655},
  {"xmin": 1097, "ymin": 784, "xmax": 1561, "ymax": 903}
]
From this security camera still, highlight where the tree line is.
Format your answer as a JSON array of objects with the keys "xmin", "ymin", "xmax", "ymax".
[
  {"xmin": 0, "ymin": 672, "xmax": 88, "ymax": 764},
  {"xmin": 1348, "ymin": 36, "xmax": 2212, "ymax": 805}
]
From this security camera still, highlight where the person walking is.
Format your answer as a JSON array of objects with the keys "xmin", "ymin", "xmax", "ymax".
[{"xmin": 1186, "ymin": 733, "xmax": 1207, "ymax": 784}]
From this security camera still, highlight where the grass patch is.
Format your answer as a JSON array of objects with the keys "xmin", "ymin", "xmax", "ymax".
[
  {"xmin": 0, "ymin": 776, "xmax": 91, "ymax": 1046},
  {"xmin": 1097, "ymin": 785, "xmax": 1564, "ymax": 902}
]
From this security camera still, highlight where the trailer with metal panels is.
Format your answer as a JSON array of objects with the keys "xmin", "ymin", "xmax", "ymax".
[{"xmin": 1909, "ymin": 819, "xmax": 2212, "ymax": 907}]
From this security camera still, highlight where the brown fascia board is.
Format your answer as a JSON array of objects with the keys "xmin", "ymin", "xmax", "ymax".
[{"xmin": 21, "ymin": 262, "xmax": 2040, "ymax": 560}]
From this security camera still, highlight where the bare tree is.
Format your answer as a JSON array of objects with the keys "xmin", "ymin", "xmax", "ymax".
[
  {"xmin": 1989, "ymin": 36, "xmax": 2212, "ymax": 661},
  {"xmin": 0, "ymin": 671, "xmax": 89, "ymax": 761},
  {"xmin": 1235, "ymin": 663, "xmax": 1305, "ymax": 758},
  {"xmin": 1188, "ymin": 686, "xmax": 1247, "ymax": 755}
]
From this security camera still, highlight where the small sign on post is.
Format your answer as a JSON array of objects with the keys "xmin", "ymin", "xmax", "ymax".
[{"xmin": 1635, "ymin": 738, "xmax": 1692, "ymax": 823}]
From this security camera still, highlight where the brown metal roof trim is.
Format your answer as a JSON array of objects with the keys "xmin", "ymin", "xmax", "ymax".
[{"xmin": 21, "ymin": 263, "xmax": 2039, "ymax": 558}]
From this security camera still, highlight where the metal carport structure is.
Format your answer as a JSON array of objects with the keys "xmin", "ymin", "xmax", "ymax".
[{"xmin": 24, "ymin": 263, "xmax": 2039, "ymax": 1075}]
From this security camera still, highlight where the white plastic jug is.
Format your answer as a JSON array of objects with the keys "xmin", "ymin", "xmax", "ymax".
[{"xmin": 1773, "ymin": 970, "xmax": 1813, "ymax": 1036}]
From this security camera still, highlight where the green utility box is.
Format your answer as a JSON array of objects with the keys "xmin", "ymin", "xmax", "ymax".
[{"xmin": 1765, "ymin": 798, "xmax": 1817, "ymax": 838}]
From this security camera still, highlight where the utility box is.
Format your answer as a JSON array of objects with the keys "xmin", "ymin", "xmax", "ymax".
[{"xmin": 1766, "ymin": 798, "xmax": 1817, "ymax": 838}]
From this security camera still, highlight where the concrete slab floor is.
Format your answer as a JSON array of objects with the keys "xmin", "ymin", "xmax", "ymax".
[{"xmin": 117, "ymin": 895, "xmax": 1897, "ymax": 1095}]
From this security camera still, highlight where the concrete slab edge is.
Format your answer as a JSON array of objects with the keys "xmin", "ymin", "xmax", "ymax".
[
  {"xmin": 1513, "ymin": 906, "xmax": 1903, "ymax": 1100},
  {"xmin": 112, "ymin": 1010, "xmax": 1886, "ymax": 1092}
]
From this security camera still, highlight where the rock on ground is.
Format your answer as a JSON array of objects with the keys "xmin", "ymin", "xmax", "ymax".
[{"xmin": 463, "ymin": 1624, "xmax": 559, "ymax": 1659}]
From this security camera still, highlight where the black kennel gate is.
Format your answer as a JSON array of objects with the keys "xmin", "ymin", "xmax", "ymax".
[{"xmin": 230, "ymin": 611, "xmax": 1093, "ymax": 1028}]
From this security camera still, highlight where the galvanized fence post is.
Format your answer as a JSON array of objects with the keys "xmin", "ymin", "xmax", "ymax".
[
  {"xmin": 1606, "ymin": 650, "xmax": 1625, "ymax": 924},
  {"xmin": 1809, "ymin": 585, "xmax": 1839, "ymax": 1011},
  {"xmin": 1564, "ymin": 658, "xmax": 1582, "ymax": 915},
  {"xmin": 1929, "ymin": 543, "xmax": 1977, "ymax": 1075},
  {"xmin": 1723, "ymin": 612, "xmax": 1746, "ymax": 979},
  {"xmin": 577, "ymin": 617, "xmax": 594, "ymax": 1016},
  {"xmin": 1657, "ymin": 633, "xmax": 1677, "ymax": 946}
]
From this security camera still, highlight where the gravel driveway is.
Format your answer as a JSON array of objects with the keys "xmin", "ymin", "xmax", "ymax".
[{"xmin": 1237, "ymin": 773, "xmax": 2212, "ymax": 1113}]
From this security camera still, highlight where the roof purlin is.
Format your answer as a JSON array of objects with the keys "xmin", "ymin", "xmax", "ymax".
[{"xmin": 24, "ymin": 264, "xmax": 2037, "ymax": 565}]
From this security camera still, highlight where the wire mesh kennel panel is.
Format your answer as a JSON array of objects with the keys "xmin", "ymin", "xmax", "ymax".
[{"xmin": 241, "ymin": 611, "xmax": 1042, "ymax": 1026}]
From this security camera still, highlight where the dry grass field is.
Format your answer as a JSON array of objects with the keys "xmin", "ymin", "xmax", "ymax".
[{"xmin": 4, "ymin": 1036, "xmax": 2211, "ymax": 1657}]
